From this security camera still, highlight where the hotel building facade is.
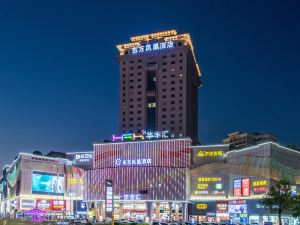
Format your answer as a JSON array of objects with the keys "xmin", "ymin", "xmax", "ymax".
[{"xmin": 116, "ymin": 30, "xmax": 201, "ymax": 144}]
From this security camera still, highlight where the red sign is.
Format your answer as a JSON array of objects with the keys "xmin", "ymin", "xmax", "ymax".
[
  {"xmin": 52, "ymin": 200, "xmax": 66, "ymax": 211},
  {"xmin": 36, "ymin": 199, "xmax": 66, "ymax": 211},
  {"xmin": 254, "ymin": 186, "xmax": 267, "ymax": 194},
  {"xmin": 242, "ymin": 178, "xmax": 250, "ymax": 197}
]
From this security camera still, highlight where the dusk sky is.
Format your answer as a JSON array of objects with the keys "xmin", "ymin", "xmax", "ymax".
[{"xmin": 0, "ymin": 0, "xmax": 299, "ymax": 167}]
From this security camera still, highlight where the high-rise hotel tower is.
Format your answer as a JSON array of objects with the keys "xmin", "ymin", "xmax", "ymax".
[{"xmin": 116, "ymin": 30, "xmax": 201, "ymax": 143}]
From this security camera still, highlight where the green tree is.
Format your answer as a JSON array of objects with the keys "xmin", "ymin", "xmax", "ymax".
[
  {"xmin": 260, "ymin": 179, "xmax": 294, "ymax": 225},
  {"xmin": 292, "ymin": 195, "xmax": 300, "ymax": 218}
]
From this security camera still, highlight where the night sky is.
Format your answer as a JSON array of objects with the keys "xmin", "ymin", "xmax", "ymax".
[{"xmin": 0, "ymin": 0, "xmax": 299, "ymax": 167}]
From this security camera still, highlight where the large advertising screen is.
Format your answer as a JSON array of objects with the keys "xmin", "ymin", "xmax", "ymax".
[
  {"xmin": 233, "ymin": 179, "xmax": 242, "ymax": 197},
  {"xmin": 32, "ymin": 171, "xmax": 64, "ymax": 196}
]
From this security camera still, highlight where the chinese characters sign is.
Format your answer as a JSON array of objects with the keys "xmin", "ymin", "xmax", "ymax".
[
  {"xmin": 234, "ymin": 178, "xmax": 251, "ymax": 197},
  {"xmin": 197, "ymin": 150, "xmax": 223, "ymax": 157},
  {"xmin": 196, "ymin": 177, "xmax": 225, "ymax": 196},
  {"xmin": 131, "ymin": 41, "xmax": 174, "ymax": 54},
  {"xmin": 253, "ymin": 179, "xmax": 268, "ymax": 194},
  {"xmin": 115, "ymin": 158, "xmax": 151, "ymax": 166},
  {"xmin": 105, "ymin": 180, "xmax": 113, "ymax": 219},
  {"xmin": 112, "ymin": 130, "xmax": 169, "ymax": 142}
]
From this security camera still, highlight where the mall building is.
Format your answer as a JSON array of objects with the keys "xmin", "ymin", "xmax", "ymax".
[
  {"xmin": 0, "ymin": 151, "xmax": 93, "ymax": 219},
  {"xmin": 84, "ymin": 137, "xmax": 192, "ymax": 221},
  {"xmin": 189, "ymin": 142, "xmax": 300, "ymax": 225}
]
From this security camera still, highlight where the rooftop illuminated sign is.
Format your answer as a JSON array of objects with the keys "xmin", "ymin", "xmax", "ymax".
[
  {"xmin": 112, "ymin": 130, "xmax": 169, "ymax": 142},
  {"xmin": 197, "ymin": 150, "xmax": 223, "ymax": 157},
  {"xmin": 131, "ymin": 41, "xmax": 174, "ymax": 54}
]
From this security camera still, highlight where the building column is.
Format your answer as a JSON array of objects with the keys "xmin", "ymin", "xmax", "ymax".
[
  {"xmin": 168, "ymin": 202, "xmax": 173, "ymax": 220},
  {"xmin": 181, "ymin": 202, "xmax": 187, "ymax": 221},
  {"xmin": 155, "ymin": 202, "xmax": 160, "ymax": 220},
  {"xmin": 101, "ymin": 202, "xmax": 105, "ymax": 220},
  {"xmin": 175, "ymin": 203, "xmax": 179, "ymax": 221},
  {"xmin": 119, "ymin": 203, "xmax": 124, "ymax": 219},
  {"xmin": 146, "ymin": 201, "xmax": 152, "ymax": 221}
]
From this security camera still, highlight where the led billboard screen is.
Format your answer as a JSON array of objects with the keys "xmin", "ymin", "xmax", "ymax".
[{"xmin": 32, "ymin": 171, "xmax": 64, "ymax": 196}]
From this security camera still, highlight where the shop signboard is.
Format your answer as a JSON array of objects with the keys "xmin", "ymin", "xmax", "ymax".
[
  {"xmin": 32, "ymin": 171, "xmax": 64, "ymax": 196},
  {"xmin": 188, "ymin": 201, "xmax": 216, "ymax": 216},
  {"xmin": 105, "ymin": 180, "xmax": 113, "ymax": 219},
  {"xmin": 74, "ymin": 200, "xmax": 87, "ymax": 212},
  {"xmin": 216, "ymin": 201, "xmax": 228, "ymax": 213},
  {"xmin": 195, "ymin": 176, "xmax": 225, "ymax": 196},
  {"xmin": 241, "ymin": 178, "xmax": 250, "ymax": 197},
  {"xmin": 20, "ymin": 199, "xmax": 36, "ymax": 210},
  {"xmin": 233, "ymin": 179, "xmax": 242, "ymax": 197},
  {"xmin": 36, "ymin": 199, "xmax": 52, "ymax": 210},
  {"xmin": 52, "ymin": 200, "xmax": 66, "ymax": 211},
  {"xmin": 228, "ymin": 200, "xmax": 247, "ymax": 214}
]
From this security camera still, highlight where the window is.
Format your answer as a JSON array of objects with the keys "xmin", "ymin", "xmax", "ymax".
[
  {"xmin": 138, "ymin": 66, "xmax": 142, "ymax": 69},
  {"xmin": 171, "ymin": 68, "xmax": 175, "ymax": 72},
  {"xmin": 162, "ymin": 121, "xmax": 166, "ymax": 125},
  {"xmin": 171, "ymin": 74, "xmax": 175, "ymax": 78},
  {"xmin": 162, "ymin": 108, "xmax": 166, "ymax": 112},
  {"xmin": 163, "ymin": 55, "xmax": 167, "ymax": 59},
  {"xmin": 171, "ymin": 81, "xmax": 175, "ymax": 84},
  {"xmin": 130, "ymin": 111, "xmax": 133, "ymax": 115},
  {"xmin": 171, "ymin": 54, "xmax": 175, "ymax": 57},
  {"xmin": 137, "ymin": 117, "xmax": 141, "ymax": 120},
  {"xmin": 130, "ymin": 118, "xmax": 133, "ymax": 121},
  {"xmin": 162, "ymin": 115, "xmax": 167, "ymax": 118},
  {"xmin": 179, "ymin": 66, "xmax": 182, "ymax": 70},
  {"xmin": 130, "ymin": 80, "xmax": 133, "ymax": 83},
  {"xmin": 138, "ymin": 72, "xmax": 141, "ymax": 75},
  {"xmin": 163, "ymin": 69, "xmax": 167, "ymax": 72},
  {"xmin": 137, "ymin": 98, "xmax": 141, "ymax": 101},
  {"xmin": 171, "ymin": 121, "xmax": 175, "ymax": 124},
  {"xmin": 130, "ymin": 86, "xmax": 133, "ymax": 89},
  {"xmin": 130, "ymin": 73, "xmax": 133, "ymax": 77},
  {"xmin": 163, "ymin": 62, "xmax": 167, "ymax": 66},
  {"xmin": 171, "ymin": 61, "xmax": 175, "ymax": 64},
  {"xmin": 163, "ymin": 75, "xmax": 166, "ymax": 79},
  {"xmin": 137, "ymin": 85, "xmax": 141, "ymax": 88},
  {"xmin": 171, "ymin": 114, "xmax": 175, "ymax": 118},
  {"xmin": 147, "ymin": 70, "xmax": 156, "ymax": 91},
  {"xmin": 130, "ymin": 98, "xmax": 133, "ymax": 102},
  {"xmin": 130, "ymin": 105, "xmax": 133, "ymax": 108},
  {"xmin": 138, "ymin": 91, "xmax": 142, "ymax": 94},
  {"xmin": 162, "ymin": 88, "xmax": 167, "ymax": 92},
  {"xmin": 130, "ymin": 67, "xmax": 133, "ymax": 70},
  {"xmin": 123, "ymin": 61, "xmax": 126, "ymax": 65},
  {"xmin": 129, "ymin": 124, "xmax": 133, "ymax": 127},
  {"xmin": 138, "ymin": 110, "xmax": 141, "ymax": 114},
  {"xmin": 123, "ymin": 80, "xmax": 126, "ymax": 84},
  {"xmin": 138, "ymin": 78, "xmax": 141, "ymax": 82},
  {"xmin": 137, "ymin": 123, "xmax": 141, "ymax": 127},
  {"xmin": 171, "ymin": 94, "xmax": 175, "ymax": 97},
  {"xmin": 171, "ymin": 101, "xmax": 175, "ymax": 104},
  {"xmin": 162, "ymin": 95, "xmax": 166, "ymax": 99},
  {"xmin": 171, "ymin": 88, "xmax": 175, "ymax": 91},
  {"xmin": 138, "ymin": 59, "xmax": 142, "ymax": 62},
  {"xmin": 180, "ymin": 53, "xmax": 182, "ymax": 56},
  {"xmin": 130, "ymin": 60, "xmax": 134, "ymax": 64}
]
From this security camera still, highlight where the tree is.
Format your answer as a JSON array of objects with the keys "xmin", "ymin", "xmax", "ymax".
[
  {"xmin": 292, "ymin": 195, "xmax": 300, "ymax": 218},
  {"xmin": 260, "ymin": 179, "xmax": 295, "ymax": 225}
]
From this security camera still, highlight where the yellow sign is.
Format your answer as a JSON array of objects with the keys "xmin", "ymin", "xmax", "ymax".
[
  {"xmin": 68, "ymin": 178, "xmax": 84, "ymax": 184},
  {"xmin": 198, "ymin": 177, "xmax": 222, "ymax": 182},
  {"xmin": 198, "ymin": 183, "xmax": 209, "ymax": 189},
  {"xmin": 253, "ymin": 180, "xmax": 267, "ymax": 187},
  {"xmin": 197, "ymin": 150, "xmax": 223, "ymax": 157},
  {"xmin": 197, "ymin": 204, "xmax": 208, "ymax": 210}
]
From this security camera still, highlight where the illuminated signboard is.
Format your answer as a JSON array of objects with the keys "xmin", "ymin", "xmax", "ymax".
[
  {"xmin": 233, "ymin": 179, "xmax": 242, "ymax": 197},
  {"xmin": 196, "ymin": 204, "xmax": 208, "ymax": 210},
  {"xmin": 253, "ymin": 180, "xmax": 268, "ymax": 195},
  {"xmin": 131, "ymin": 41, "xmax": 174, "ymax": 54},
  {"xmin": 75, "ymin": 153, "xmax": 92, "ymax": 163},
  {"xmin": 228, "ymin": 203, "xmax": 247, "ymax": 214},
  {"xmin": 52, "ymin": 200, "xmax": 66, "ymax": 211},
  {"xmin": 198, "ymin": 177, "xmax": 222, "ymax": 182},
  {"xmin": 105, "ymin": 180, "xmax": 113, "ymax": 219},
  {"xmin": 197, "ymin": 150, "xmax": 223, "ymax": 157},
  {"xmin": 112, "ymin": 130, "xmax": 169, "ymax": 142},
  {"xmin": 242, "ymin": 178, "xmax": 250, "ymax": 197},
  {"xmin": 123, "ymin": 194, "xmax": 141, "ymax": 200},
  {"xmin": 115, "ymin": 158, "xmax": 151, "ymax": 166},
  {"xmin": 20, "ymin": 199, "xmax": 36, "ymax": 210},
  {"xmin": 196, "ymin": 177, "xmax": 225, "ymax": 196},
  {"xmin": 32, "ymin": 171, "xmax": 64, "ymax": 196},
  {"xmin": 36, "ymin": 199, "xmax": 52, "ymax": 210},
  {"xmin": 216, "ymin": 201, "xmax": 228, "ymax": 213}
]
